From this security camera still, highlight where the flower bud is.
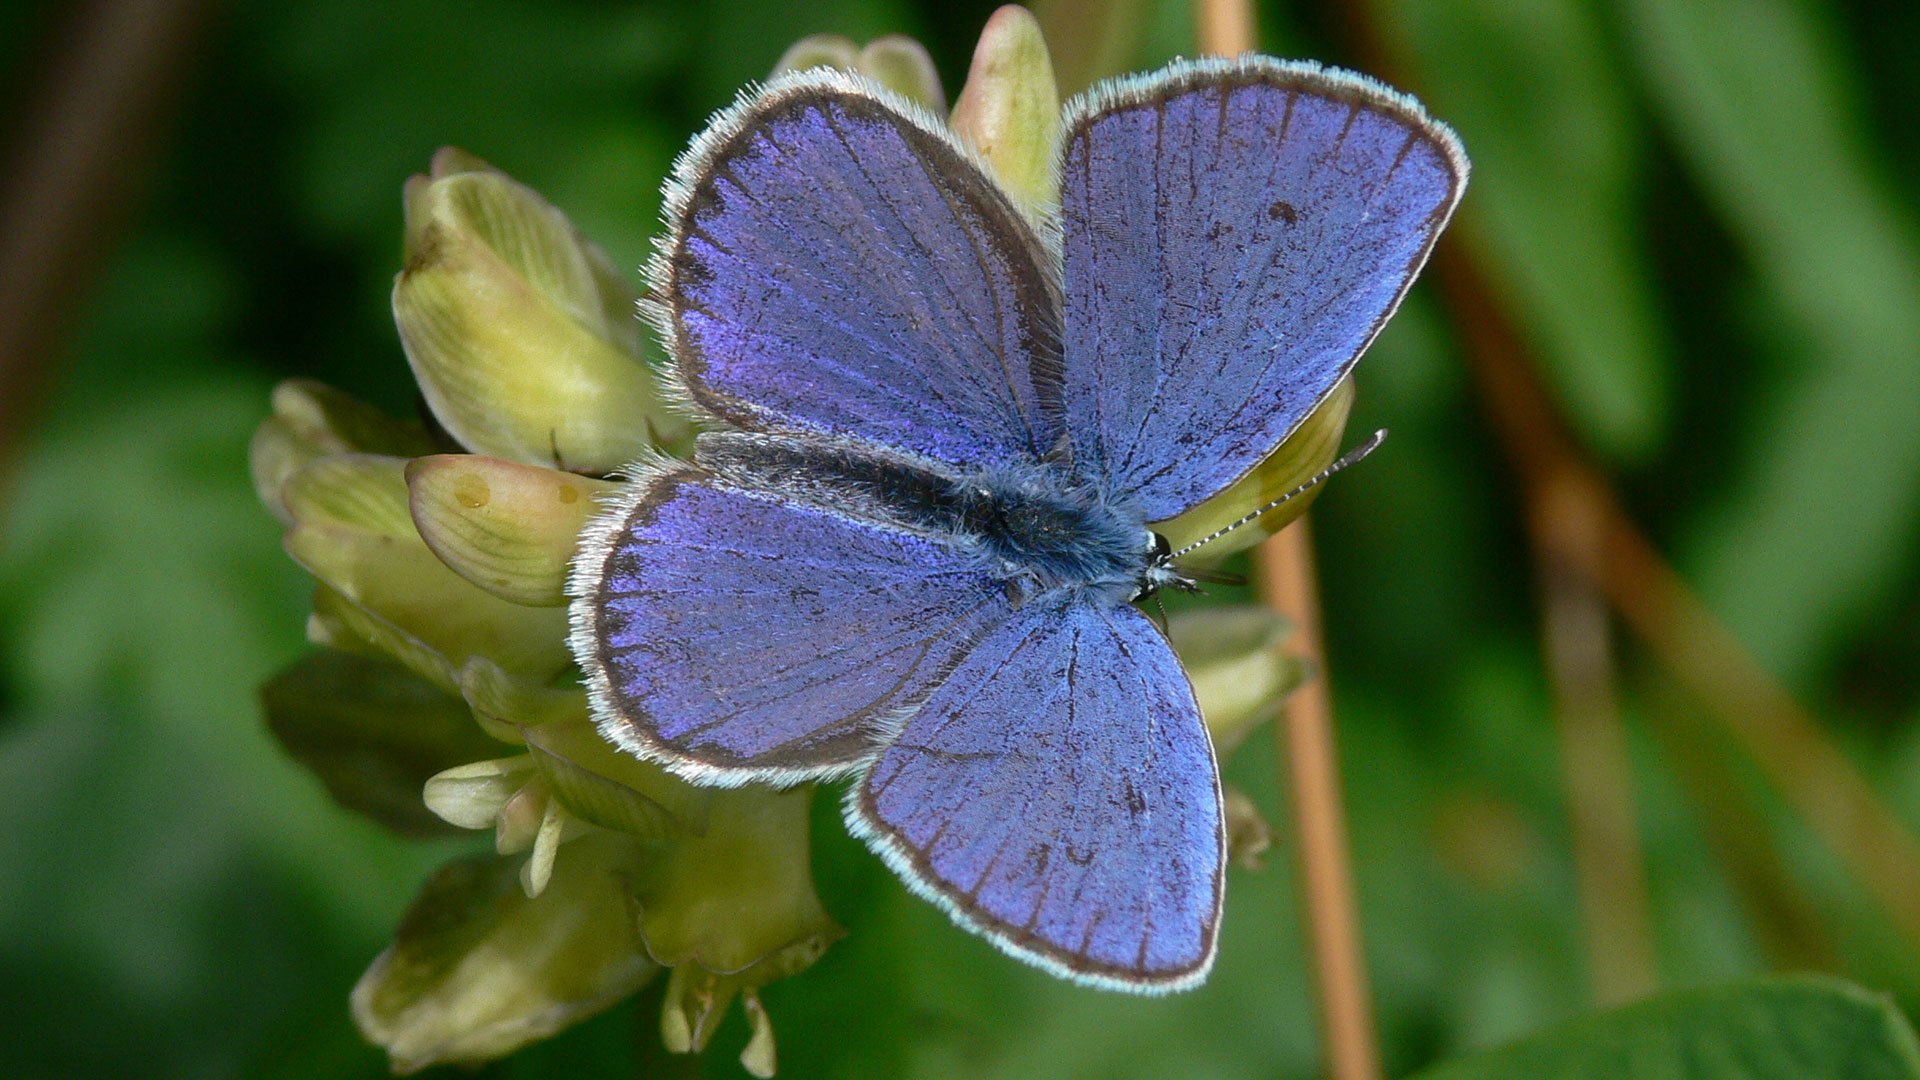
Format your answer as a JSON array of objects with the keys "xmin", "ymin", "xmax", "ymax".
[
  {"xmin": 424, "ymin": 713, "xmax": 710, "ymax": 897},
  {"xmin": 251, "ymin": 379, "xmax": 436, "ymax": 524},
  {"xmin": 856, "ymin": 36, "xmax": 946, "ymax": 114},
  {"xmin": 406, "ymin": 454, "xmax": 613, "ymax": 607},
  {"xmin": 351, "ymin": 834, "xmax": 659, "ymax": 1072},
  {"xmin": 393, "ymin": 149, "xmax": 689, "ymax": 475},
  {"xmin": 637, "ymin": 786, "xmax": 842, "ymax": 1066},
  {"xmin": 1223, "ymin": 785, "xmax": 1275, "ymax": 869},
  {"xmin": 771, "ymin": 33, "xmax": 860, "ymax": 75},
  {"xmin": 633, "ymin": 786, "xmax": 840, "ymax": 974},
  {"xmin": 772, "ymin": 34, "xmax": 945, "ymax": 115},
  {"xmin": 522, "ymin": 715, "xmax": 712, "ymax": 841},
  {"xmin": 740, "ymin": 991, "xmax": 778, "ymax": 1078},
  {"xmin": 423, "ymin": 755, "xmax": 538, "ymax": 831},
  {"xmin": 458, "ymin": 654, "xmax": 578, "ymax": 743},
  {"xmin": 280, "ymin": 453, "xmax": 571, "ymax": 691},
  {"xmin": 1167, "ymin": 605, "xmax": 1309, "ymax": 756},
  {"xmin": 949, "ymin": 5, "xmax": 1061, "ymax": 210},
  {"xmin": 1153, "ymin": 377, "xmax": 1355, "ymax": 560},
  {"xmin": 423, "ymin": 757, "xmax": 583, "ymax": 898}
]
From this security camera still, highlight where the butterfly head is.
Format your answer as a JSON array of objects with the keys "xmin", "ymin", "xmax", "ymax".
[{"xmin": 1133, "ymin": 530, "xmax": 1199, "ymax": 602}]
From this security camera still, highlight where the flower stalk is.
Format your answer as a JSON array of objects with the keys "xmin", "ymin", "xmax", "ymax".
[{"xmin": 1193, "ymin": 0, "xmax": 1383, "ymax": 1078}]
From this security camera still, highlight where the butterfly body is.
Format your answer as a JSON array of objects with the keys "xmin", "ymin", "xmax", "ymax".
[
  {"xmin": 701, "ymin": 431, "xmax": 1176, "ymax": 604},
  {"xmin": 571, "ymin": 56, "xmax": 1466, "ymax": 992}
]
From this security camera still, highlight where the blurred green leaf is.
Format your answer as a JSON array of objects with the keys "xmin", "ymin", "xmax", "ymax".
[
  {"xmin": 1376, "ymin": 0, "xmax": 1673, "ymax": 461},
  {"xmin": 261, "ymin": 650, "xmax": 503, "ymax": 836},
  {"xmin": 1625, "ymin": 0, "xmax": 1920, "ymax": 679},
  {"xmin": 1411, "ymin": 975, "xmax": 1920, "ymax": 1080}
]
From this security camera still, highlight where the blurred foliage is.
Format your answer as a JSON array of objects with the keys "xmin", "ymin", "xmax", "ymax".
[
  {"xmin": 1411, "ymin": 975, "xmax": 1920, "ymax": 1080},
  {"xmin": 1, "ymin": 0, "xmax": 1917, "ymax": 1078}
]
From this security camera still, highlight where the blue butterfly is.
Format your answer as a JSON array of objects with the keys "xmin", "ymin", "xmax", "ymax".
[{"xmin": 570, "ymin": 56, "xmax": 1465, "ymax": 992}]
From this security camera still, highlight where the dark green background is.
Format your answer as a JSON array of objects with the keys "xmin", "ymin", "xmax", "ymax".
[{"xmin": 2, "ymin": 0, "xmax": 1917, "ymax": 1076}]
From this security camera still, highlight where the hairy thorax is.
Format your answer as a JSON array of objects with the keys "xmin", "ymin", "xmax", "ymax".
[{"xmin": 942, "ymin": 462, "xmax": 1151, "ymax": 595}]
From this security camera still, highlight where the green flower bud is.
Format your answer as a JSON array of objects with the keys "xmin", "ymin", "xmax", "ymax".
[
  {"xmin": 949, "ymin": 5, "xmax": 1061, "ymax": 210},
  {"xmin": 457, "ymin": 654, "xmax": 579, "ymax": 743},
  {"xmin": 453, "ymin": 656, "xmax": 717, "ymax": 838},
  {"xmin": 419, "ymin": 758, "xmax": 838, "ymax": 1068},
  {"xmin": 421, "ymin": 754, "xmax": 537, "ymax": 831},
  {"xmin": 306, "ymin": 584, "xmax": 469, "ymax": 692},
  {"xmin": 351, "ymin": 833, "xmax": 659, "ymax": 1073},
  {"xmin": 637, "ymin": 787, "xmax": 842, "ymax": 1067},
  {"xmin": 1152, "ymin": 377, "xmax": 1355, "ymax": 559},
  {"xmin": 280, "ymin": 453, "xmax": 571, "ymax": 692},
  {"xmin": 740, "ymin": 991, "xmax": 779, "ymax": 1079},
  {"xmin": 855, "ymin": 36, "xmax": 946, "ymax": 114},
  {"xmin": 1167, "ymin": 605, "xmax": 1309, "ymax": 756},
  {"xmin": 405, "ymin": 454, "xmax": 612, "ymax": 607},
  {"xmin": 523, "ymin": 715, "xmax": 712, "ymax": 840},
  {"xmin": 633, "ymin": 785, "xmax": 840, "ymax": 975},
  {"xmin": 260, "ymin": 650, "xmax": 502, "ymax": 836},
  {"xmin": 393, "ymin": 148, "xmax": 689, "ymax": 475},
  {"xmin": 424, "ymin": 712, "xmax": 709, "ymax": 897},
  {"xmin": 422, "ymin": 755, "xmax": 586, "ymax": 897},
  {"xmin": 1223, "ymin": 785, "xmax": 1275, "ymax": 870},
  {"xmin": 772, "ymin": 33, "xmax": 945, "ymax": 115},
  {"xmin": 250, "ymin": 379, "xmax": 435, "ymax": 524},
  {"xmin": 770, "ymin": 33, "xmax": 860, "ymax": 75}
]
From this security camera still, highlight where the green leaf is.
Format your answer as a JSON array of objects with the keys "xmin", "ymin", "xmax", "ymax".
[
  {"xmin": 1411, "ymin": 976, "xmax": 1920, "ymax": 1080},
  {"xmin": 261, "ymin": 650, "xmax": 506, "ymax": 836}
]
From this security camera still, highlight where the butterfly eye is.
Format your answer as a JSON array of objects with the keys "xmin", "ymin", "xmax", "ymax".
[{"xmin": 1151, "ymin": 531, "xmax": 1173, "ymax": 562}]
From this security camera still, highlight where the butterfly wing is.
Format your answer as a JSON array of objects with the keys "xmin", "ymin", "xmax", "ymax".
[
  {"xmin": 849, "ymin": 593, "xmax": 1224, "ymax": 992},
  {"xmin": 571, "ymin": 459, "xmax": 1014, "ymax": 785},
  {"xmin": 656, "ymin": 69, "xmax": 1063, "ymax": 468},
  {"xmin": 1059, "ymin": 58, "xmax": 1467, "ymax": 519}
]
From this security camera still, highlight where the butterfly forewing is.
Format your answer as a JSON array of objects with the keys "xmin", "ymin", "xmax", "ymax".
[
  {"xmin": 657, "ymin": 69, "xmax": 1064, "ymax": 468},
  {"xmin": 1059, "ymin": 58, "xmax": 1467, "ymax": 520}
]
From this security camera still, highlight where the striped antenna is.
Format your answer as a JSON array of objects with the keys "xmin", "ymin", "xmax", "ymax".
[{"xmin": 1167, "ymin": 429, "xmax": 1389, "ymax": 561}]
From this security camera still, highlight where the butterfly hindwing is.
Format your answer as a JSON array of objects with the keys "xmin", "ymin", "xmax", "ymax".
[
  {"xmin": 849, "ymin": 593, "xmax": 1224, "ymax": 992},
  {"xmin": 656, "ymin": 69, "xmax": 1064, "ymax": 469},
  {"xmin": 571, "ymin": 456, "xmax": 1015, "ymax": 785},
  {"xmin": 1059, "ymin": 57, "xmax": 1467, "ymax": 519}
]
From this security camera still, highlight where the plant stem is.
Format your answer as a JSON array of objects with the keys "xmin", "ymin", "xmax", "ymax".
[
  {"xmin": 1532, "ymin": 475, "xmax": 1658, "ymax": 1005},
  {"xmin": 1338, "ymin": 0, "xmax": 1920, "ymax": 980},
  {"xmin": 1257, "ymin": 525, "xmax": 1383, "ymax": 1080},
  {"xmin": 1191, "ymin": 2, "xmax": 1384, "ymax": 1077},
  {"xmin": 0, "ymin": 0, "xmax": 206, "ymax": 509}
]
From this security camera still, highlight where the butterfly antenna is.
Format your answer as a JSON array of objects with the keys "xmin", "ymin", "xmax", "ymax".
[{"xmin": 1167, "ymin": 429, "xmax": 1389, "ymax": 561}]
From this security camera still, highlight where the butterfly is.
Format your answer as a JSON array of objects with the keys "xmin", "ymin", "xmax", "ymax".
[{"xmin": 569, "ymin": 55, "xmax": 1466, "ymax": 993}]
